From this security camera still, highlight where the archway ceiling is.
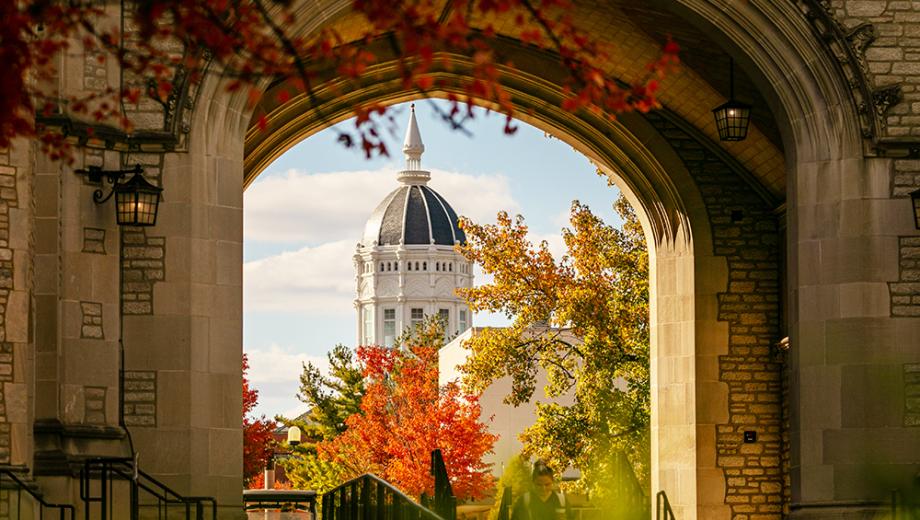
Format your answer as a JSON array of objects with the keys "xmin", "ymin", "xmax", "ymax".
[{"xmin": 255, "ymin": 0, "xmax": 786, "ymax": 201}]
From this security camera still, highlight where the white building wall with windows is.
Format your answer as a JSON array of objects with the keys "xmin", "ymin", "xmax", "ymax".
[{"xmin": 354, "ymin": 106, "xmax": 473, "ymax": 346}]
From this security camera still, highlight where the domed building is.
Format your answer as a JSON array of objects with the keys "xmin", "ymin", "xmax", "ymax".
[{"xmin": 354, "ymin": 106, "xmax": 473, "ymax": 347}]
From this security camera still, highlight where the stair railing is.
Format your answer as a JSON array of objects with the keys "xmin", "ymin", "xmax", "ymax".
[
  {"xmin": 424, "ymin": 449, "xmax": 456, "ymax": 520},
  {"xmin": 321, "ymin": 473, "xmax": 445, "ymax": 520},
  {"xmin": 79, "ymin": 456, "xmax": 217, "ymax": 520},
  {"xmin": 656, "ymin": 490, "xmax": 676, "ymax": 520},
  {"xmin": 496, "ymin": 486, "xmax": 513, "ymax": 520},
  {"xmin": 0, "ymin": 469, "xmax": 76, "ymax": 520}
]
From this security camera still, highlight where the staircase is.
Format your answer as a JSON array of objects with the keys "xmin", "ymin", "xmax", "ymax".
[
  {"xmin": 321, "ymin": 449, "xmax": 455, "ymax": 520},
  {"xmin": 0, "ymin": 457, "xmax": 217, "ymax": 520}
]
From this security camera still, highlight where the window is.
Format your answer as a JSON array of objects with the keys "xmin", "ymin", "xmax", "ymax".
[
  {"xmin": 379, "ymin": 262, "xmax": 384, "ymax": 272},
  {"xmin": 423, "ymin": 262, "xmax": 427, "ymax": 271},
  {"xmin": 438, "ymin": 309, "xmax": 450, "ymax": 340},
  {"xmin": 459, "ymin": 309, "xmax": 468, "ymax": 332},
  {"xmin": 415, "ymin": 262, "xmax": 420, "ymax": 270},
  {"xmin": 410, "ymin": 308, "xmax": 424, "ymax": 329},
  {"xmin": 449, "ymin": 263, "xmax": 453, "ymax": 272},
  {"xmin": 362, "ymin": 307, "xmax": 374, "ymax": 345},
  {"xmin": 383, "ymin": 309, "xmax": 396, "ymax": 347},
  {"xmin": 407, "ymin": 262, "xmax": 412, "ymax": 271},
  {"xmin": 435, "ymin": 262, "xmax": 440, "ymax": 272}
]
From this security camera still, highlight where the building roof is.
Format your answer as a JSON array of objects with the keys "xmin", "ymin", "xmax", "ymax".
[
  {"xmin": 360, "ymin": 104, "xmax": 466, "ymax": 247},
  {"xmin": 362, "ymin": 184, "xmax": 466, "ymax": 247}
]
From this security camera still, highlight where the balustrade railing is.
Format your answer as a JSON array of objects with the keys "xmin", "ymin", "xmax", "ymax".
[
  {"xmin": 0, "ymin": 469, "xmax": 75, "ymax": 520},
  {"xmin": 80, "ymin": 456, "xmax": 217, "ymax": 520},
  {"xmin": 321, "ymin": 474, "xmax": 444, "ymax": 520},
  {"xmin": 655, "ymin": 491, "xmax": 675, "ymax": 520}
]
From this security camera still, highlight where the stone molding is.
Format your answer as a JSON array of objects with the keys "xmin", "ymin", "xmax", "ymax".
[
  {"xmin": 36, "ymin": 48, "xmax": 210, "ymax": 154},
  {"xmin": 793, "ymin": 0, "xmax": 917, "ymax": 158}
]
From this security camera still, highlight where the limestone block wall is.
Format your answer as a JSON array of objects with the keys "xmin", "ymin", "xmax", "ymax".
[
  {"xmin": 646, "ymin": 113, "xmax": 785, "ymax": 519},
  {"xmin": 0, "ymin": 140, "xmax": 30, "ymax": 468},
  {"xmin": 828, "ymin": 1, "xmax": 920, "ymax": 138}
]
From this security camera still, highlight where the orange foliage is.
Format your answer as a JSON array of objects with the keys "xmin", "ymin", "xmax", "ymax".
[
  {"xmin": 243, "ymin": 353, "xmax": 277, "ymax": 487},
  {"xmin": 2, "ymin": 0, "xmax": 678, "ymax": 161},
  {"xmin": 319, "ymin": 326, "xmax": 496, "ymax": 500}
]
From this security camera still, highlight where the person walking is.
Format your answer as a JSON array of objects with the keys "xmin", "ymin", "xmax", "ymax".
[{"xmin": 511, "ymin": 461, "xmax": 572, "ymax": 520}]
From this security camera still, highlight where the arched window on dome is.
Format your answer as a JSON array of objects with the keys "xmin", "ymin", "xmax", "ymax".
[
  {"xmin": 379, "ymin": 262, "xmax": 384, "ymax": 272},
  {"xmin": 407, "ymin": 262, "xmax": 412, "ymax": 271},
  {"xmin": 387, "ymin": 262, "xmax": 392, "ymax": 271},
  {"xmin": 415, "ymin": 262, "xmax": 420, "ymax": 270},
  {"xmin": 423, "ymin": 262, "xmax": 427, "ymax": 271},
  {"xmin": 436, "ymin": 263, "xmax": 440, "ymax": 272},
  {"xmin": 449, "ymin": 263, "xmax": 453, "ymax": 272}
]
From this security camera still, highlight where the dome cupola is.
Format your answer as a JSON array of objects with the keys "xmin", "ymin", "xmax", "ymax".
[{"xmin": 361, "ymin": 105, "xmax": 466, "ymax": 247}]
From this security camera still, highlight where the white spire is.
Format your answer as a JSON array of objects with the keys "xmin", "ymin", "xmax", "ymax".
[{"xmin": 398, "ymin": 104, "xmax": 430, "ymax": 185}]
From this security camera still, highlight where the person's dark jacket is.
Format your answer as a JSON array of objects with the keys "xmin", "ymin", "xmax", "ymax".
[{"xmin": 510, "ymin": 491, "xmax": 573, "ymax": 520}]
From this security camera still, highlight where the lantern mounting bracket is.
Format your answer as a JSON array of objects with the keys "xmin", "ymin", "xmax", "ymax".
[{"xmin": 75, "ymin": 164, "xmax": 144, "ymax": 204}]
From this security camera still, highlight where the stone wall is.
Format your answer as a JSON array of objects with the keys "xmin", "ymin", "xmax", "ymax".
[
  {"xmin": 829, "ymin": 1, "xmax": 920, "ymax": 139},
  {"xmin": 121, "ymin": 229, "xmax": 165, "ymax": 315},
  {"xmin": 123, "ymin": 371, "xmax": 156, "ymax": 427},
  {"xmin": 0, "ymin": 147, "xmax": 20, "ymax": 466},
  {"xmin": 891, "ymin": 237, "xmax": 920, "ymax": 316},
  {"xmin": 826, "ymin": 2, "xmax": 920, "ymax": 316},
  {"xmin": 647, "ymin": 113, "xmax": 785, "ymax": 519}
]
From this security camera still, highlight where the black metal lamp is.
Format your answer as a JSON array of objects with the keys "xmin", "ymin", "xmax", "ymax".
[
  {"xmin": 712, "ymin": 57, "xmax": 752, "ymax": 142},
  {"xmin": 911, "ymin": 188, "xmax": 920, "ymax": 230},
  {"xmin": 75, "ymin": 164, "xmax": 162, "ymax": 226}
]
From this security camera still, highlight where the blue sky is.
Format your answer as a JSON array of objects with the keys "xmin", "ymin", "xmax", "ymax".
[{"xmin": 243, "ymin": 100, "xmax": 623, "ymax": 418}]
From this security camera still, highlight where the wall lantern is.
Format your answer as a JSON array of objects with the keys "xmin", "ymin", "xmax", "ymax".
[
  {"xmin": 287, "ymin": 426, "xmax": 302, "ymax": 446},
  {"xmin": 712, "ymin": 57, "xmax": 752, "ymax": 142},
  {"xmin": 75, "ymin": 164, "xmax": 162, "ymax": 226},
  {"xmin": 911, "ymin": 188, "xmax": 920, "ymax": 230}
]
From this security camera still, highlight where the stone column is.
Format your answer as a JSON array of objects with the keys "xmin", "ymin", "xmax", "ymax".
[
  {"xmin": 121, "ymin": 142, "xmax": 244, "ymax": 515},
  {"xmin": 788, "ymin": 153, "xmax": 920, "ymax": 518}
]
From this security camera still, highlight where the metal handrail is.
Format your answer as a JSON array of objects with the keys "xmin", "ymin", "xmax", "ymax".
[
  {"xmin": 243, "ymin": 489, "xmax": 318, "ymax": 513},
  {"xmin": 322, "ymin": 473, "xmax": 445, "ymax": 520},
  {"xmin": 79, "ymin": 456, "xmax": 217, "ymax": 520},
  {"xmin": 427, "ymin": 449, "xmax": 456, "ymax": 520},
  {"xmin": 656, "ymin": 490, "xmax": 676, "ymax": 520},
  {"xmin": 0, "ymin": 469, "xmax": 76, "ymax": 520}
]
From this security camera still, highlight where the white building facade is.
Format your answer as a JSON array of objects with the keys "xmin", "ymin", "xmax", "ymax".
[{"xmin": 354, "ymin": 106, "xmax": 473, "ymax": 347}]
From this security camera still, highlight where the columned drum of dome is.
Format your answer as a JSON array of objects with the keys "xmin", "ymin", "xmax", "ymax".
[{"xmin": 354, "ymin": 105, "xmax": 473, "ymax": 347}]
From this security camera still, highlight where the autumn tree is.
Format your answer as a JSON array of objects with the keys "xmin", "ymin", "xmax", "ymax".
[
  {"xmin": 243, "ymin": 353, "xmax": 278, "ymax": 488},
  {"xmin": 3, "ymin": 1, "xmax": 678, "ymax": 161},
  {"xmin": 456, "ymin": 193, "xmax": 650, "ymax": 501},
  {"xmin": 317, "ymin": 319, "xmax": 496, "ymax": 500},
  {"xmin": 488, "ymin": 453, "xmax": 532, "ymax": 520},
  {"xmin": 276, "ymin": 344, "xmax": 364, "ymax": 493}
]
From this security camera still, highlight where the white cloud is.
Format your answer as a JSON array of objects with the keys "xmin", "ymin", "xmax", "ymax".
[
  {"xmin": 245, "ymin": 344, "xmax": 331, "ymax": 418},
  {"xmin": 244, "ymin": 167, "xmax": 519, "ymax": 244},
  {"xmin": 245, "ymin": 343, "xmax": 330, "ymax": 384},
  {"xmin": 427, "ymin": 170, "xmax": 520, "ymax": 224},
  {"xmin": 244, "ymin": 239, "xmax": 357, "ymax": 312}
]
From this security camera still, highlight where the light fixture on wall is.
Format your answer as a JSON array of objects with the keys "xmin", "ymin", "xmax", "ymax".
[
  {"xmin": 712, "ymin": 57, "xmax": 752, "ymax": 142},
  {"xmin": 911, "ymin": 188, "xmax": 920, "ymax": 229},
  {"xmin": 75, "ymin": 164, "xmax": 162, "ymax": 226}
]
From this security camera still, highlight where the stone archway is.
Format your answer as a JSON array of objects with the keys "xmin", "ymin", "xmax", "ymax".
[{"xmin": 11, "ymin": 1, "xmax": 913, "ymax": 519}]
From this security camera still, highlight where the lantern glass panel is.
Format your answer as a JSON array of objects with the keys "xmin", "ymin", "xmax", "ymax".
[
  {"xmin": 114, "ymin": 173, "xmax": 161, "ymax": 226},
  {"xmin": 115, "ymin": 191, "xmax": 137, "ymax": 226},
  {"xmin": 712, "ymin": 101, "xmax": 751, "ymax": 142}
]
